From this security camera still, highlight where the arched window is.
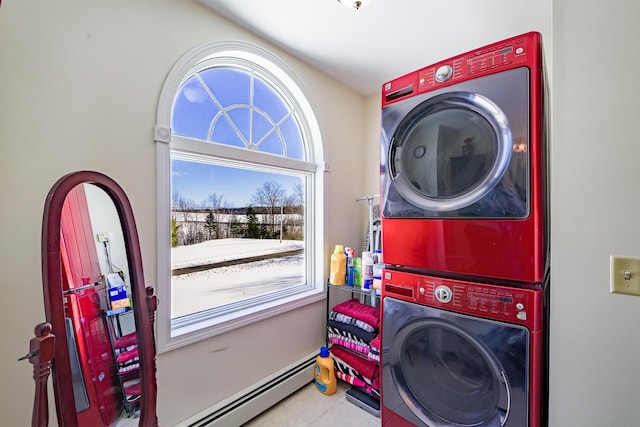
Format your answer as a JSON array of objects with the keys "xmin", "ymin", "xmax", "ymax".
[{"xmin": 155, "ymin": 41, "xmax": 325, "ymax": 352}]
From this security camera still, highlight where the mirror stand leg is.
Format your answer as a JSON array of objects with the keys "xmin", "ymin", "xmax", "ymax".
[{"xmin": 22, "ymin": 323, "xmax": 55, "ymax": 427}]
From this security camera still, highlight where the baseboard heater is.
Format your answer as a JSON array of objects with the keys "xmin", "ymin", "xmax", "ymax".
[{"xmin": 177, "ymin": 351, "xmax": 317, "ymax": 427}]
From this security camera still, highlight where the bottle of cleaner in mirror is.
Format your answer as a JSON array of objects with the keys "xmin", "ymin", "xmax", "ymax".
[{"xmin": 314, "ymin": 346, "xmax": 337, "ymax": 395}]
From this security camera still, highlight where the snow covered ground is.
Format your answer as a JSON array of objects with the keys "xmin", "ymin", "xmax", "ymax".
[
  {"xmin": 171, "ymin": 238, "xmax": 305, "ymax": 318},
  {"xmin": 171, "ymin": 238, "xmax": 304, "ymax": 269}
]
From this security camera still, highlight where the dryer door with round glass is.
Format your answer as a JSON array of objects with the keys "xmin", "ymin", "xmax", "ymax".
[{"xmin": 381, "ymin": 68, "xmax": 529, "ymax": 219}]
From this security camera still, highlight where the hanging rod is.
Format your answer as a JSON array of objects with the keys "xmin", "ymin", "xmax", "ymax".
[{"xmin": 355, "ymin": 194, "xmax": 379, "ymax": 202}]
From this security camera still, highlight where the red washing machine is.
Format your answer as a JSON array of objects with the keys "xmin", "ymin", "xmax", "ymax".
[
  {"xmin": 380, "ymin": 269, "xmax": 547, "ymax": 427},
  {"xmin": 380, "ymin": 32, "xmax": 548, "ymax": 284}
]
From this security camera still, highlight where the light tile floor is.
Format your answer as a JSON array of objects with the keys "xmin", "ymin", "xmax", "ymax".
[
  {"xmin": 242, "ymin": 381, "xmax": 380, "ymax": 427},
  {"xmin": 114, "ymin": 414, "xmax": 139, "ymax": 427},
  {"xmin": 113, "ymin": 411, "xmax": 139, "ymax": 427}
]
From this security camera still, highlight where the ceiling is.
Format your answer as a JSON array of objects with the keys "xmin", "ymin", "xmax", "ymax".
[{"xmin": 198, "ymin": 0, "xmax": 549, "ymax": 97}]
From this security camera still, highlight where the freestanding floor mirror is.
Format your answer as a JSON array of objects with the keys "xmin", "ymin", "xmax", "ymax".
[{"xmin": 26, "ymin": 171, "xmax": 158, "ymax": 427}]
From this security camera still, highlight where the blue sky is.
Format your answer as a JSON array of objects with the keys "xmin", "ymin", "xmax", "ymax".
[
  {"xmin": 172, "ymin": 159, "xmax": 302, "ymax": 208},
  {"xmin": 171, "ymin": 66, "xmax": 307, "ymax": 209}
]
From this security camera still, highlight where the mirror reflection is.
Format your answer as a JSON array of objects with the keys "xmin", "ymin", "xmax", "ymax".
[{"xmin": 60, "ymin": 183, "xmax": 140, "ymax": 426}]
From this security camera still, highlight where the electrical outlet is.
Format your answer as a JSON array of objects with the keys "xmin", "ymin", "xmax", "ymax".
[
  {"xmin": 97, "ymin": 232, "xmax": 111, "ymax": 242},
  {"xmin": 610, "ymin": 255, "xmax": 640, "ymax": 296}
]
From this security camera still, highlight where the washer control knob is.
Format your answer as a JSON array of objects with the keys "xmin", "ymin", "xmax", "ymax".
[
  {"xmin": 419, "ymin": 287, "xmax": 425, "ymax": 295},
  {"xmin": 516, "ymin": 303, "xmax": 525, "ymax": 310},
  {"xmin": 435, "ymin": 65, "xmax": 453, "ymax": 82},
  {"xmin": 434, "ymin": 285, "xmax": 453, "ymax": 303}
]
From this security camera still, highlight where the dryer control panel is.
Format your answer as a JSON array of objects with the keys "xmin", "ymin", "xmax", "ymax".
[
  {"xmin": 381, "ymin": 31, "xmax": 542, "ymax": 107},
  {"xmin": 382, "ymin": 268, "xmax": 543, "ymax": 331}
]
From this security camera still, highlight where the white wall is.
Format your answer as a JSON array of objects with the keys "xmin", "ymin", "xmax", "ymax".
[
  {"xmin": 0, "ymin": 1, "xmax": 365, "ymax": 426},
  {"xmin": 85, "ymin": 184, "xmax": 132, "ymax": 289},
  {"xmin": 549, "ymin": 1, "xmax": 640, "ymax": 425}
]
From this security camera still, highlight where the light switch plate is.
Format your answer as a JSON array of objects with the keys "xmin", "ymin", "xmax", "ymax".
[{"xmin": 610, "ymin": 255, "xmax": 640, "ymax": 296}]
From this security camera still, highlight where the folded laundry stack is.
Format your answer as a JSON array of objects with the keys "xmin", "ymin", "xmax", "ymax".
[
  {"xmin": 327, "ymin": 298, "xmax": 381, "ymax": 398},
  {"xmin": 112, "ymin": 332, "xmax": 141, "ymax": 413},
  {"xmin": 368, "ymin": 333, "xmax": 381, "ymax": 363},
  {"xmin": 116, "ymin": 346, "xmax": 140, "ymax": 374},
  {"xmin": 114, "ymin": 331, "xmax": 137, "ymax": 349}
]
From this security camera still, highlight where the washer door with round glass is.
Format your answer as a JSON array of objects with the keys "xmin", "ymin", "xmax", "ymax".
[
  {"xmin": 382, "ymin": 297, "xmax": 530, "ymax": 427},
  {"xmin": 381, "ymin": 67, "xmax": 529, "ymax": 219}
]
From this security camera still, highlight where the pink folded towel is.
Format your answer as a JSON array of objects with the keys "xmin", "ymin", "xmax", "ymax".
[
  {"xmin": 331, "ymin": 345, "xmax": 378, "ymax": 382},
  {"xmin": 332, "ymin": 298, "xmax": 380, "ymax": 330},
  {"xmin": 116, "ymin": 346, "xmax": 139, "ymax": 364},
  {"xmin": 114, "ymin": 332, "xmax": 137, "ymax": 349}
]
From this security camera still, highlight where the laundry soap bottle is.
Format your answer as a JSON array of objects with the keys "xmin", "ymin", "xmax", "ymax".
[
  {"xmin": 329, "ymin": 244, "xmax": 346, "ymax": 285},
  {"xmin": 314, "ymin": 346, "xmax": 337, "ymax": 395}
]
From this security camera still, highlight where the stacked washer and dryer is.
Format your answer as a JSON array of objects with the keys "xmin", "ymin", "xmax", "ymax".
[{"xmin": 379, "ymin": 32, "xmax": 549, "ymax": 427}]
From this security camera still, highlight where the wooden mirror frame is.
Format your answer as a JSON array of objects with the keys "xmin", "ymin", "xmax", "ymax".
[{"xmin": 39, "ymin": 171, "xmax": 158, "ymax": 426}]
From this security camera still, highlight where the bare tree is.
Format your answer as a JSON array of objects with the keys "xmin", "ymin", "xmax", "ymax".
[
  {"xmin": 283, "ymin": 193, "xmax": 297, "ymax": 214},
  {"xmin": 293, "ymin": 183, "xmax": 304, "ymax": 207},
  {"xmin": 172, "ymin": 191, "xmax": 198, "ymax": 245},
  {"xmin": 284, "ymin": 184, "xmax": 304, "ymax": 240},
  {"xmin": 251, "ymin": 181, "xmax": 285, "ymax": 237},
  {"xmin": 205, "ymin": 193, "xmax": 224, "ymax": 210},
  {"xmin": 205, "ymin": 192, "xmax": 224, "ymax": 238}
]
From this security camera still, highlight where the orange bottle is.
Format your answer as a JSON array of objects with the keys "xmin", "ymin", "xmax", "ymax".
[{"xmin": 314, "ymin": 346, "xmax": 337, "ymax": 395}]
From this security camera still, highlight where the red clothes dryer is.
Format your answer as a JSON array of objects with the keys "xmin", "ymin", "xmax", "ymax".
[
  {"xmin": 380, "ymin": 269, "xmax": 546, "ymax": 427},
  {"xmin": 380, "ymin": 32, "xmax": 548, "ymax": 284}
]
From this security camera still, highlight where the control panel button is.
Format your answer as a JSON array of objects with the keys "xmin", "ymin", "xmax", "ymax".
[
  {"xmin": 517, "ymin": 312, "xmax": 527, "ymax": 320},
  {"xmin": 516, "ymin": 303, "xmax": 524, "ymax": 310}
]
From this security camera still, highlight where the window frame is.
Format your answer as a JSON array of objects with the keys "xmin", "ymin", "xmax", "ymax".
[{"xmin": 155, "ymin": 41, "xmax": 326, "ymax": 353}]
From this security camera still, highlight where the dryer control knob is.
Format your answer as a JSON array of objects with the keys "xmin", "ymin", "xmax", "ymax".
[
  {"xmin": 434, "ymin": 285, "xmax": 453, "ymax": 303},
  {"xmin": 435, "ymin": 65, "xmax": 453, "ymax": 82}
]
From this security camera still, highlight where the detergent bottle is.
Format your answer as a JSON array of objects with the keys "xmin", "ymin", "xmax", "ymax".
[
  {"xmin": 329, "ymin": 245, "xmax": 346, "ymax": 285},
  {"xmin": 314, "ymin": 346, "xmax": 337, "ymax": 395}
]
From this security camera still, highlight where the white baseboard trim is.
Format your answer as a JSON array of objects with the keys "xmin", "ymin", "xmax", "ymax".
[{"xmin": 175, "ymin": 351, "xmax": 317, "ymax": 427}]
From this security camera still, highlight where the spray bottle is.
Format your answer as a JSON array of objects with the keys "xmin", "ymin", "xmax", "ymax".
[{"xmin": 345, "ymin": 247, "xmax": 355, "ymax": 286}]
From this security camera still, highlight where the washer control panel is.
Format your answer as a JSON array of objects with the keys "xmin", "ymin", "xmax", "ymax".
[{"xmin": 385, "ymin": 269, "xmax": 543, "ymax": 330}]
